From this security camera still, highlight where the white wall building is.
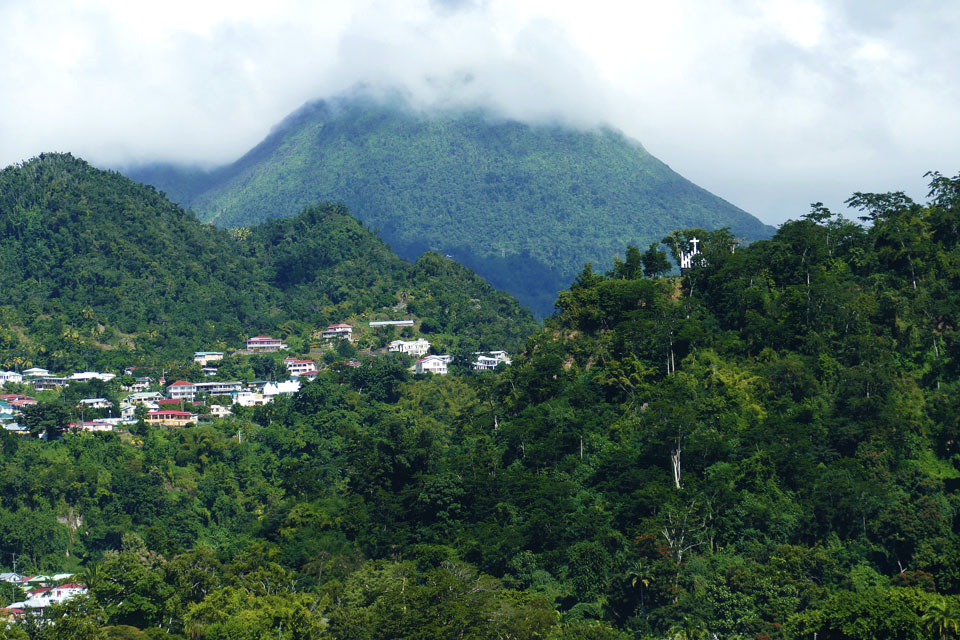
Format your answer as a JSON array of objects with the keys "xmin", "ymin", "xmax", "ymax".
[
  {"xmin": 9, "ymin": 584, "xmax": 87, "ymax": 611},
  {"xmin": 388, "ymin": 338, "xmax": 431, "ymax": 357},
  {"xmin": 415, "ymin": 355, "xmax": 453, "ymax": 375},
  {"xmin": 472, "ymin": 351, "xmax": 512, "ymax": 371},
  {"xmin": 321, "ymin": 324, "xmax": 353, "ymax": 340},
  {"xmin": 194, "ymin": 351, "xmax": 224, "ymax": 366},
  {"xmin": 0, "ymin": 371, "xmax": 23, "ymax": 386},
  {"xmin": 246, "ymin": 336, "xmax": 287, "ymax": 352}
]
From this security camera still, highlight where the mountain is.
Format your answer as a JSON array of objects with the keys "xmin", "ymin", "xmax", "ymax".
[
  {"xmin": 126, "ymin": 97, "xmax": 776, "ymax": 315},
  {"xmin": 5, "ymin": 172, "xmax": 960, "ymax": 638},
  {"xmin": 0, "ymin": 153, "xmax": 536, "ymax": 371}
]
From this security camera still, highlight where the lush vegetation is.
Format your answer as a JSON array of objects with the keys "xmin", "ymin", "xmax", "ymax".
[
  {"xmin": 4, "ymin": 173, "xmax": 960, "ymax": 638},
  {"xmin": 127, "ymin": 96, "xmax": 774, "ymax": 315},
  {"xmin": 0, "ymin": 154, "xmax": 536, "ymax": 372}
]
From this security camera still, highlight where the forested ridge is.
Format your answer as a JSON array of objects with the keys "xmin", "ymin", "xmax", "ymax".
[
  {"xmin": 0, "ymin": 153, "xmax": 536, "ymax": 372},
  {"xmin": 3, "ymin": 173, "xmax": 960, "ymax": 639},
  {"xmin": 127, "ymin": 97, "xmax": 774, "ymax": 315}
]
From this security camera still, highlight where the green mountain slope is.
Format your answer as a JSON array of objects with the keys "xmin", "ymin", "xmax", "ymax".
[
  {"xmin": 127, "ymin": 97, "xmax": 775, "ymax": 315},
  {"xmin": 0, "ymin": 153, "xmax": 536, "ymax": 371}
]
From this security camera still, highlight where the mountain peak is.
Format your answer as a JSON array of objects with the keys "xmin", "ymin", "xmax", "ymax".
[{"xmin": 126, "ymin": 97, "xmax": 775, "ymax": 315}]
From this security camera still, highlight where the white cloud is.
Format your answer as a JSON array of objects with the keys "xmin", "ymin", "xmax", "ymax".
[{"xmin": 0, "ymin": 0, "xmax": 958, "ymax": 224}]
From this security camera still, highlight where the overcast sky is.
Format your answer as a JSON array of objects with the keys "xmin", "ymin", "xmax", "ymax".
[{"xmin": 1, "ymin": 0, "xmax": 958, "ymax": 225}]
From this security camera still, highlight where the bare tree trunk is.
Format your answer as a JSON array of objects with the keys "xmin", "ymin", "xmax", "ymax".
[{"xmin": 671, "ymin": 447, "xmax": 681, "ymax": 489}]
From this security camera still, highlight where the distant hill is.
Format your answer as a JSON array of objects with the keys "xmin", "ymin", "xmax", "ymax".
[
  {"xmin": 126, "ymin": 98, "xmax": 775, "ymax": 315},
  {"xmin": 0, "ymin": 153, "xmax": 536, "ymax": 371}
]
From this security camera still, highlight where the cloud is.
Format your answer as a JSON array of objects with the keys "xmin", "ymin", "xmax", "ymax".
[{"xmin": 0, "ymin": 0, "xmax": 958, "ymax": 224}]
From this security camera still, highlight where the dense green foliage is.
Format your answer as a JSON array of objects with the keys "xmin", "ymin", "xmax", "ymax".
[
  {"xmin": 0, "ymin": 154, "xmax": 536, "ymax": 371},
  {"xmin": 5, "ymin": 172, "xmax": 960, "ymax": 638},
  {"xmin": 128, "ymin": 97, "xmax": 774, "ymax": 314}
]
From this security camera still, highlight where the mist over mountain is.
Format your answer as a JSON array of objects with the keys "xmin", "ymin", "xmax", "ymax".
[{"xmin": 127, "ymin": 97, "xmax": 775, "ymax": 315}]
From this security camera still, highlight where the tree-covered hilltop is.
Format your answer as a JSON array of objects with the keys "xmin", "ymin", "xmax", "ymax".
[
  {"xmin": 0, "ymin": 154, "xmax": 536, "ymax": 372},
  {"xmin": 6, "ymin": 173, "xmax": 960, "ymax": 639},
  {"xmin": 127, "ymin": 96, "xmax": 774, "ymax": 315}
]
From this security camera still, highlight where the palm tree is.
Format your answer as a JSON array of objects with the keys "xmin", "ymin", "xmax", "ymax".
[{"xmin": 922, "ymin": 597, "xmax": 960, "ymax": 640}]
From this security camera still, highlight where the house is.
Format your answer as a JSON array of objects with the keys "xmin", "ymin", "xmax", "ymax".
[
  {"xmin": 119, "ymin": 403, "xmax": 137, "ymax": 421},
  {"xmin": 320, "ymin": 323, "xmax": 353, "ymax": 341},
  {"xmin": 70, "ymin": 371, "xmax": 115, "ymax": 383},
  {"xmin": 293, "ymin": 370, "xmax": 319, "ymax": 381},
  {"xmin": 193, "ymin": 351, "xmax": 224, "ymax": 366},
  {"xmin": 3, "ymin": 423, "xmax": 28, "ymax": 435},
  {"xmin": 146, "ymin": 410, "xmax": 197, "ymax": 427},
  {"xmin": 166, "ymin": 380, "xmax": 197, "ymax": 401},
  {"xmin": 8, "ymin": 583, "xmax": 87, "ymax": 612},
  {"xmin": 415, "ymin": 355, "xmax": 453, "ymax": 375},
  {"xmin": 77, "ymin": 398, "xmax": 112, "ymax": 410},
  {"xmin": 193, "ymin": 381, "xmax": 243, "ymax": 396},
  {"xmin": 0, "ymin": 394, "xmax": 34, "ymax": 403},
  {"xmin": 68, "ymin": 421, "xmax": 114, "ymax": 432},
  {"xmin": 32, "ymin": 377, "xmax": 69, "ymax": 391},
  {"xmin": 0, "ymin": 573, "xmax": 22, "ymax": 584},
  {"xmin": 0, "ymin": 401, "xmax": 14, "ymax": 417},
  {"xmin": 209, "ymin": 404, "xmax": 232, "ymax": 418},
  {"xmin": 369, "ymin": 320, "xmax": 415, "ymax": 327},
  {"xmin": 263, "ymin": 380, "xmax": 300, "ymax": 397},
  {"xmin": 201, "ymin": 367, "xmax": 219, "ymax": 377},
  {"xmin": 121, "ymin": 377, "xmax": 151, "ymax": 392},
  {"xmin": 388, "ymin": 338, "xmax": 431, "ymax": 357},
  {"xmin": 9, "ymin": 398, "xmax": 38, "ymax": 409},
  {"xmin": 21, "ymin": 368, "xmax": 49, "ymax": 378},
  {"xmin": 472, "ymin": 351, "xmax": 512, "ymax": 371},
  {"xmin": 124, "ymin": 391, "xmax": 163, "ymax": 405},
  {"xmin": 231, "ymin": 391, "xmax": 269, "ymax": 407},
  {"xmin": 0, "ymin": 371, "xmax": 23, "ymax": 386},
  {"xmin": 284, "ymin": 358, "xmax": 317, "ymax": 376},
  {"xmin": 245, "ymin": 336, "xmax": 287, "ymax": 352}
]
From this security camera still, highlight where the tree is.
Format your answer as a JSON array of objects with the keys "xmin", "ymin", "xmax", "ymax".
[
  {"xmin": 21, "ymin": 399, "xmax": 72, "ymax": 439},
  {"xmin": 642, "ymin": 242, "xmax": 672, "ymax": 278}
]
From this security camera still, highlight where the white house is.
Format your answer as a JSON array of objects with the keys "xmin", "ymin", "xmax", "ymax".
[
  {"xmin": 209, "ymin": 405, "xmax": 233, "ymax": 418},
  {"xmin": 69, "ymin": 421, "xmax": 114, "ymax": 432},
  {"xmin": 415, "ymin": 355, "xmax": 453, "ymax": 375},
  {"xmin": 472, "ymin": 351, "xmax": 512, "ymax": 371},
  {"xmin": 321, "ymin": 324, "xmax": 353, "ymax": 341},
  {"xmin": 70, "ymin": 371, "xmax": 116, "ymax": 383},
  {"xmin": 0, "ymin": 371, "xmax": 23, "ymax": 386},
  {"xmin": 77, "ymin": 398, "xmax": 112, "ymax": 409},
  {"xmin": 166, "ymin": 380, "xmax": 197, "ymax": 401},
  {"xmin": 193, "ymin": 381, "xmax": 243, "ymax": 396},
  {"xmin": 21, "ymin": 368, "xmax": 49, "ymax": 378},
  {"xmin": 246, "ymin": 336, "xmax": 287, "ymax": 352},
  {"xmin": 193, "ymin": 351, "xmax": 224, "ymax": 366},
  {"xmin": 124, "ymin": 391, "xmax": 163, "ymax": 405},
  {"xmin": 388, "ymin": 338, "xmax": 431, "ymax": 357},
  {"xmin": 120, "ymin": 403, "xmax": 137, "ymax": 421},
  {"xmin": 121, "ymin": 377, "xmax": 151, "ymax": 392},
  {"xmin": 264, "ymin": 380, "xmax": 301, "ymax": 397},
  {"xmin": 8, "ymin": 584, "xmax": 87, "ymax": 612},
  {"xmin": 369, "ymin": 320, "xmax": 415, "ymax": 327},
  {"xmin": 231, "ymin": 391, "xmax": 269, "ymax": 407},
  {"xmin": 284, "ymin": 358, "xmax": 317, "ymax": 376}
]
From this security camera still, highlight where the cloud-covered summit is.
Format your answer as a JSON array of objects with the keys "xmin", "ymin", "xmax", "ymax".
[{"xmin": 1, "ymin": 0, "xmax": 958, "ymax": 224}]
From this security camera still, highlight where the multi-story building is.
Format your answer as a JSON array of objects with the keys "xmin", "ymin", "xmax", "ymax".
[
  {"xmin": 320, "ymin": 324, "xmax": 353, "ymax": 341},
  {"xmin": 146, "ymin": 410, "xmax": 197, "ymax": 427},
  {"xmin": 415, "ymin": 355, "xmax": 453, "ymax": 375},
  {"xmin": 246, "ymin": 336, "xmax": 287, "ymax": 352},
  {"xmin": 388, "ymin": 338, "xmax": 431, "ymax": 357}
]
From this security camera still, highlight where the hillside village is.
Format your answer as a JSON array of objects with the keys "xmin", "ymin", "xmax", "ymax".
[{"xmin": 0, "ymin": 321, "xmax": 511, "ymax": 437}]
